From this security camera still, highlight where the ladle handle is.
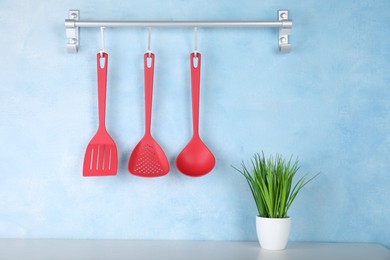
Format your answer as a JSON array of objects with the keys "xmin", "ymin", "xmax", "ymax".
[
  {"xmin": 97, "ymin": 52, "xmax": 108, "ymax": 130},
  {"xmin": 190, "ymin": 52, "xmax": 201, "ymax": 136},
  {"xmin": 144, "ymin": 53, "xmax": 155, "ymax": 135}
]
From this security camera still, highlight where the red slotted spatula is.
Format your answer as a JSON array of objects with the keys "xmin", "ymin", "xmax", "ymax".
[
  {"xmin": 128, "ymin": 53, "xmax": 169, "ymax": 177},
  {"xmin": 83, "ymin": 52, "xmax": 118, "ymax": 176}
]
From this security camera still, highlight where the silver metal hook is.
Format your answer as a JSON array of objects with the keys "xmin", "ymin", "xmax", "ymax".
[
  {"xmin": 100, "ymin": 27, "xmax": 105, "ymax": 57},
  {"xmin": 194, "ymin": 27, "xmax": 198, "ymax": 57},
  {"xmin": 147, "ymin": 27, "xmax": 152, "ymax": 57}
]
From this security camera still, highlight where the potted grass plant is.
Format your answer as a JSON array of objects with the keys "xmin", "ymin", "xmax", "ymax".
[{"xmin": 233, "ymin": 152, "xmax": 319, "ymax": 250}]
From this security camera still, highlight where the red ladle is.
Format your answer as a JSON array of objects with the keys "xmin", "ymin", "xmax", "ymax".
[{"xmin": 176, "ymin": 53, "xmax": 215, "ymax": 177}]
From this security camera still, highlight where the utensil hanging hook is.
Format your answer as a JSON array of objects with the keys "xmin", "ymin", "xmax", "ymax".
[
  {"xmin": 147, "ymin": 27, "xmax": 152, "ymax": 57},
  {"xmin": 100, "ymin": 27, "xmax": 106, "ymax": 57},
  {"xmin": 194, "ymin": 27, "xmax": 198, "ymax": 57}
]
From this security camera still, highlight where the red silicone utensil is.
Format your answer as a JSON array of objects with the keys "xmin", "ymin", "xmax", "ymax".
[
  {"xmin": 128, "ymin": 53, "xmax": 170, "ymax": 177},
  {"xmin": 83, "ymin": 53, "xmax": 118, "ymax": 177},
  {"xmin": 176, "ymin": 53, "xmax": 215, "ymax": 177}
]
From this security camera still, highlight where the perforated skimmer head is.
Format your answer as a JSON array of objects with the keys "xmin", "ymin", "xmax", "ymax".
[{"xmin": 128, "ymin": 139, "xmax": 169, "ymax": 177}]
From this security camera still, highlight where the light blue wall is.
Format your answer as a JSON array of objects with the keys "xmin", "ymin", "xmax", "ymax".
[{"xmin": 0, "ymin": 0, "xmax": 389, "ymax": 247}]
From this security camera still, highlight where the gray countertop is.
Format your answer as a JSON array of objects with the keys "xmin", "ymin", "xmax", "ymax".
[{"xmin": 0, "ymin": 240, "xmax": 388, "ymax": 260}]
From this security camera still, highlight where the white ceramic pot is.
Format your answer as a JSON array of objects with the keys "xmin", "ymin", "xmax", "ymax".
[{"xmin": 256, "ymin": 216, "xmax": 291, "ymax": 250}]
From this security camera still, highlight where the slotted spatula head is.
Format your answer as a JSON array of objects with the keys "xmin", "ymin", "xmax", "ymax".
[
  {"xmin": 83, "ymin": 131, "xmax": 118, "ymax": 176},
  {"xmin": 83, "ymin": 52, "xmax": 118, "ymax": 177}
]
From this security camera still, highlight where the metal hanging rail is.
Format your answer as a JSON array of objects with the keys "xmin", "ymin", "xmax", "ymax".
[{"xmin": 65, "ymin": 10, "xmax": 292, "ymax": 53}]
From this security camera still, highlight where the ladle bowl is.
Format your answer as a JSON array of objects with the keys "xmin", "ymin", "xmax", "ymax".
[{"xmin": 176, "ymin": 136, "xmax": 215, "ymax": 177}]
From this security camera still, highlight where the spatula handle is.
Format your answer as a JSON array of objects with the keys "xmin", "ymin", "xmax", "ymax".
[
  {"xmin": 97, "ymin": 52, "xmax": 108, "ymax": 129},
  {"xmin": 190, "ymin": 52, "xmax": 201, "ymax": 136},
  {"xmin": 144, "ymin": 53, "xmax": 155, "ymax": 135}
]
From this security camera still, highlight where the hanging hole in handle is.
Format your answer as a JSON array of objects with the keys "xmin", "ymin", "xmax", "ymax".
[
  {"xmin": 146, "ymin": 56, "xmax": 152, "ymax": 68},
  {"xmin": 99, "ymin": 56, "xmax": 106, "ymax": 69},
  {"xmin": 192, "ymin": 55, "xmax": 199, "ymax": 68}
]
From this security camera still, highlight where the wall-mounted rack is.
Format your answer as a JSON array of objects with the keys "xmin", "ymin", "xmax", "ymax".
[{"xmin": 65, "ymin": 9, "xmax": 292, "ymax": 53}]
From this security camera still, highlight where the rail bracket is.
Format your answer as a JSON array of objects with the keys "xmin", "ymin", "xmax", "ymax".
[
  {"xmin": 278, "ymin": 10, "xmax": 292, "ymax": 53},
  {"xmin": 65, "ymin": 10, "xmax": 79, "ymax": 53}
]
